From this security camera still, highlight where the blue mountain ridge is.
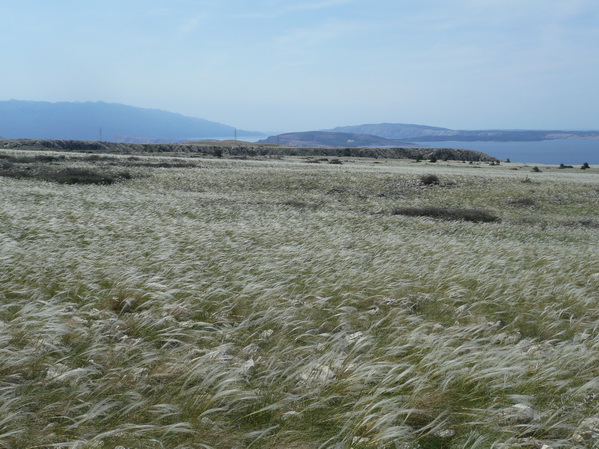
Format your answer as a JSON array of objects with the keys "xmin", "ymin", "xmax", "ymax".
[{"xmin": 0, "ymin": 100, "xmax": 261, "ymax": 142}]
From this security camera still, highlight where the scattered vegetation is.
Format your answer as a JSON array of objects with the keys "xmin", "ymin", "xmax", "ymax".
[{"xmin": 0, "ymin": 164, "xmax": 132, "ymax": 184}]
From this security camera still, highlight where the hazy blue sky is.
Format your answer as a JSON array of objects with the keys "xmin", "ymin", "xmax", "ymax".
[{"xmin": 1, "ymin": 0, "xmax": 598, "ymax": 132}]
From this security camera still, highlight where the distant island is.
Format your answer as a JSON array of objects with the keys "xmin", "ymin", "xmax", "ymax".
[
  {"xmin": 327, "ymin": 123, "xmax": 599, "ymax": 142},
  {"xmin": 257, "ymin": 131, "xmax": 417, "ymax": 148},
  {"xmin": 258, "ymin": 125, "xmax": 599, "ymax": 149}
]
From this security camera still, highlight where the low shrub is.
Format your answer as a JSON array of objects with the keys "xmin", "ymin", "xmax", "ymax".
[
  {"xmin": 419, "ymin": 174, "xmax": 440, "ymax": 185},
  {"xmin": 391, "ymin": 206, "xmax": 500, "ymax": 223}
]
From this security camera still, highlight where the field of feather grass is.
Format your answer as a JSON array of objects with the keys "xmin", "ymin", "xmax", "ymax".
[{"xmin": 0, "ymin": 150, "xmax": 598, "ymax": 449}]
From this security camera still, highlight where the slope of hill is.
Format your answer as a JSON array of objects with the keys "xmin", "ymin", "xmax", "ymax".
[
  {"xmin": 258, "ymin": 131, "xmax": 416, "ymax": 148},
  {"xmin": 329, "ymin": 123, "xmax": 599, "ymax": 142},
  {"xmin": 0, "ymin": 100, "xmax": 260, "ymax": 142}
]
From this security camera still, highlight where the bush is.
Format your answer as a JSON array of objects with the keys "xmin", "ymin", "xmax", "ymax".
[
  {"xmin": 419, "ymin": 174, "xmax": 440, "ymax": 186},
  {"xmin": 581, "ymin": 162, "xmax": 590, "ymax": 170},
  {"xmin": 390, "ymin": 206, "xmax": 500, "ymax": 223},
  {"xmin": 429, "ymin": 156, "xmax": 438, "ymax": 163}
]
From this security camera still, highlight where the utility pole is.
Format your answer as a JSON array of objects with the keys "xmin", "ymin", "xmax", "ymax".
[
  {"xmin": 99, "ymin": 127, "xmax": 103, "ymax": 142},
  {"xmin": 234, "ymin": 128, "xmax": 237, "ymax": 141}
]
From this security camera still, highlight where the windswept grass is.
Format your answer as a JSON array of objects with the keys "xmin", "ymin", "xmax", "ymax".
[{"xmin": 0, "ymin": 150, "xmax": 598, "ymax": 448}]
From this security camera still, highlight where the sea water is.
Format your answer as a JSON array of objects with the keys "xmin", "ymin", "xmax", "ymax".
[{"xmin": 417, "ymin": 139, "xmax": 599, "ymax": 165}]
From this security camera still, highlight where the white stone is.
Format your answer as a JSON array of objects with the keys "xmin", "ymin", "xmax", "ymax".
[
  {"xmin": 499, "ymin": 404, "xmax": 537, "ymax": 425},
  {"xmin": 300, "ymin": 364, "xmax": 335, "ymax": 383},
  {"xmin": 351, "ymin": 436, "xmax": 370, "ymax": 445},
  {"xmin": 241, "ymin": 358, "xmax": 255, "ymax": 373},
  {"xmin": 433, "ymin": 428, "xmax": 456, "ymax": 438},
  {"xmin": 346, "ymin": 331, "xmax": 364, "ymax": 344},
  {"xmin": 260, "ymin": 329, "xmax": 274, "ymax": 339}
]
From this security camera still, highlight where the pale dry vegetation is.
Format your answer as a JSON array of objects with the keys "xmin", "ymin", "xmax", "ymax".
[{"xmin": 0, "ymin": 151, "xmax": 598, "ymax": 449}]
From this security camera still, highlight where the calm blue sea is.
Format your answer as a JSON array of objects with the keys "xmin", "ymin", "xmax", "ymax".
[{"xmin": 418, "ymin": 139, "xmax": 599, "ymax": 165}]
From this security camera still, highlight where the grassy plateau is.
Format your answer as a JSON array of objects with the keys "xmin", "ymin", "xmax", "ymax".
[{"xmin": 0, "ymin": 150, "xmax": 598, "ymax": 449}]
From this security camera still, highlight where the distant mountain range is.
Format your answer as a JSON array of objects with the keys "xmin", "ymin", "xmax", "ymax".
[
  {"xmin": 0, "ymin": 100, "xmax": 261, "ymax": 142},
  {"xmin": 2, "ymin": 100, "xmax": 597, "ymax": 146},
  {"xmin": 327, "ymin": 123, "xmax": 599, "ymax": 142}
]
